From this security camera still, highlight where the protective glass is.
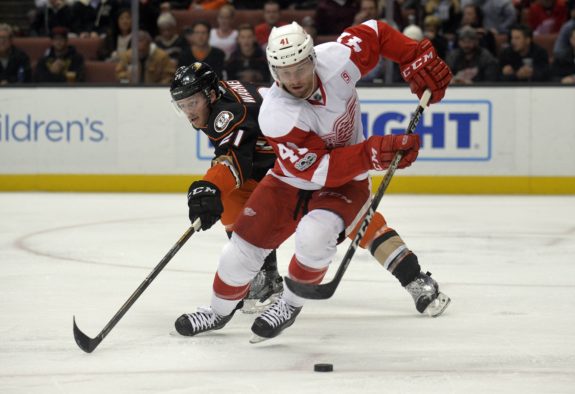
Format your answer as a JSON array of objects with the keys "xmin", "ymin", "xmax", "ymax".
[{"xmin": 171, "ymin": 92, "xmax": 207, "ymax": 118}]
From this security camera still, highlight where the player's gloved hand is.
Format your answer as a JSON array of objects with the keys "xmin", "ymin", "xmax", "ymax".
[
  {"xmin": 187, "ymin": 180, "xmax": 223, "ymax": 231},
  {"xmin": 365, "ymin": 134, "xmax": 420, "ymax": 170},
  {"xmin": 400, "ymin": 39, "xmax": 452, "ymax": 104}
]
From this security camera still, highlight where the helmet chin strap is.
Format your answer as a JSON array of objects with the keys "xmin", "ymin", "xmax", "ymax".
[{"xmin": 303, "ymin": 72, "xmax": 319, "ymax": 100}]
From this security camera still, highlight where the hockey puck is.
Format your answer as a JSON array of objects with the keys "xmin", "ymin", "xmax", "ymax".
[{"xmin": 314, "ymin": 363, "xmax": 333, "ymax": 372}]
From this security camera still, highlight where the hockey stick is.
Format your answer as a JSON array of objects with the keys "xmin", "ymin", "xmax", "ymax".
[
  {"xmin": 284, "ymin": 89, "xmax": 432, "ymax": 300},
  {"xmin": 73, "ymin": 218, "xmax": 201, "ymax": 353}
]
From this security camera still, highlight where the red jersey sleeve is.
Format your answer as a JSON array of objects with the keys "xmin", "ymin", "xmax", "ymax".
[
  {"xmin": 337, "ymin": 20, "xmax": 419, "ymax": 76},
  {"xmin": 267, "ymin": 127, "xmax": 372, "ymax": 188}
]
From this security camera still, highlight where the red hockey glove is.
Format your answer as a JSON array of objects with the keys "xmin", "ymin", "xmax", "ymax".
[
  {"xmin": 400, "ymin": 39, "xmax": 452, "ymax": 104},
  {"xmin": 364, "ymin": 134, "xmax": 420, "ymax": 171}
]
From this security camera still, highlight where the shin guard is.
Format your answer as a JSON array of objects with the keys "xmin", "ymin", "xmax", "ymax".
[{"xmin": 369, "ymin": 230, "xmax": 421, "ymax": 286}]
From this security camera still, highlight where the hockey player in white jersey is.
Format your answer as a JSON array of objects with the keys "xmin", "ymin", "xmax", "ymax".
[{"xmin": 175, "ymin": 20, "xmax": 452, "ymax": 341}]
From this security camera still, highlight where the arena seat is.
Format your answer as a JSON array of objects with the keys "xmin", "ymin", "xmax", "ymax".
[
  {"xmin": 174, "ymin": 9, "xmax": 220, "ymax": 31},
  {"xmin": 84, "ymin": 61, "xmax": 118, "ymax": 83},
  {"xmin": 494, "ymin": 33, "xmax": 557, "ymax": 59},
  {"xmin": 13, "ymin": 37, "xmax": 103, "ymax": 65},
  {"xmin": 172, "ymin": 9, "xmax": 315, "ymax": 32},
  {"xmin": 533, "ymin": 33, "xmax": 557, "ymax": 60},
  {"xmin": 281, "ymin": 9, "xmax": 315, "ymax": 25},
  {"xmin": 495, "ymin": 34, "xmax": 509, "ymax": 55},
  {"xmin": 13, "ymin": 37, "xmax": 50, "ymax": 65},
  {"xmin": 69, "ymin": 37, "xmax": 103, "ymax": 61}
]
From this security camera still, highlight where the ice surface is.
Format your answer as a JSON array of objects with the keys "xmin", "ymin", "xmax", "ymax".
[{"xmin": 1, "ymin": 193, "xmax": 574, "ymax": 393}]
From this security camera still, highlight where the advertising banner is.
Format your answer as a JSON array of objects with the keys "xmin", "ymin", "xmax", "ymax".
[{"xmin": 1, "ymin": 87, "xmax": 573, "ymax": 193}]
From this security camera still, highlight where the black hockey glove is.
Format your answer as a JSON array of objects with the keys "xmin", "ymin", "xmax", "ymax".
[{"xmin": 187, "ymin": 180, "xmax": 223, "ymax": 231}]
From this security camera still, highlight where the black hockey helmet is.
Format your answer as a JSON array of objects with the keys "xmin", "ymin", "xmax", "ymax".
[{"xmin": 170, "ymin": 62, "xmax": 220, "ymax": 102}]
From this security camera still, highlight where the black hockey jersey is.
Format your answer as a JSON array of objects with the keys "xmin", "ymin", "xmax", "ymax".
[{"xmin": 199, "ymin": 80, "xmax": 275, "ymax": 193}]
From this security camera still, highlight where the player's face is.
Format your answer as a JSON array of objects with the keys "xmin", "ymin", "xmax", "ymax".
[
  {"xmin": 276, "ymin": 58, "xmax": 316, "ymax": 99},
  {"xmin": 176, "ymin": 92, "xmax": 210, "ymax": 128}
]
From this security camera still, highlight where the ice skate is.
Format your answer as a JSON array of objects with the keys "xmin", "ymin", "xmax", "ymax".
[
  {"xmin": 175, "ymin": 301, "xmax": 243, "ymax": 336},
  {"xmin": 242, "ymin": 268, "xmax": 284, "ymax": 314},
  {"xmin": 405, "ymin": 272, "xmax": 451, "ymax": 317},
  {"xmin": 249, "ymin": 298, "xmax": 302, "ymax": 343}
]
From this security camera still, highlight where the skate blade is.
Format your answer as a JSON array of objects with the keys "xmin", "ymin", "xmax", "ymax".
[
  {"xmin": 241, "ymin": 294, "xmax": 280, "ymax": 314},
  {"xmin": 249, "ymin": 334, "xmax": 269, "ymax": 344},
  {"xmin": 241, "ymin": 299, "xmax": 272, "ymax": 314},
  {"xmin": 425, "ymin": 292, "xmax": 451, "ymax": 317}
]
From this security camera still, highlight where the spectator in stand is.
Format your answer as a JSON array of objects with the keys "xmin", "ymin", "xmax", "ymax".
[
  {"xmin": 380, "ymin": 0, "xmax": 411, "ymax": 31},
  {"xmin": 353, "ymin": 0, "xmax": 380, "ymax": 25},
  {"xmin": 116, "ymin": 30, "xmax": 175, "ymax": 83},
  {"xmin": 35, "ymin": 26, "xmax": 85, "ymax": 83},
  {"xmin": 98, "ymin": 7, "xmax": 132, "ymax": 61},
  {"xmin": 315, "ymin": 0, "xmax": 359, "ymax": 35},
  {"xmin": 551, "ymin": 26, "xmax": 575, "ymax": 83},
  {"xmin": 553, "ymin": 2, "xmax": 575, "ymax": 55},
  {"xmin": 155, "ymin": 12, "xmax": 186, "ymax": 62},
  {"xmin": 355, "ymin": 0, "xmax": 386, "ymax": 83},
  {"xmin": 528, "ymin": 0, "xmax": 568, "ymax": 34},
  {"xmin": 30, "ymin": 0, "xmax": 74, "ymax": 37},
  {"xmin": 71, "ymin": 0, "xmax": 119, "ymax": 38},
  {"xmin": 255, "ymin": 0, "xmax": 287, "ymax": 47},
  {"xmin": 209, "ymin": 4, "xmax": 238, "ymax": 60},
  {"xmin": 129, "ymin": 0, "xmax": 161, "ymax": 37},
  {"xmin": 447, "ymin": 25, "xmax": 499, "ymax": 83},
  {"xmin": 0, "ymin": 24, "xmax": 32, "ymax": 84},
  {"xmin": 423, "ymin": 15, "xmax": 449, "ymax": 59},
  {"xmin": 499, "ymin": 24, "xmax": 550, "ymax": 81},
  {"xmin": 225, "ymin": 24, "xmax": 271, "ymax": 83},
  {"xmin": 301, "ymin": 15, "xmax": 318, "ymax": 41},
  {"xmin": 403, "ymin": 24, "xmax": 424, "ymax": 41},
  {"xmin": 179, "ymin": 21, "xmax": 226, "ymax": 77},
  {"xmin": 424, "ymin": 0, "xmax": 462, "ymax": 35},
  {"xmin": 459, "ymin": 3, "xmax": 497, "ymax": 55},
  {"xmin": 473, "ymin": 0, "xmax": 517, "ymax": 34}
]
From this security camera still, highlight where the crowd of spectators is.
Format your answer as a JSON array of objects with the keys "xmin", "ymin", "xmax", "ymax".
[{"xmin": 1, "ymin": 0, "xmax": 574, "ymax": 85}]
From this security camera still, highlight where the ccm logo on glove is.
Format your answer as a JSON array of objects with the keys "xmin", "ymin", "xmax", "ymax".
[
  {"xmin": 365, "ymin": 134, "xmax": 420, "ymax": 171},
  {"xmin": 400, "ymin": 39, "xmax": 452, "ymax": 104},
  {"xmin": 187, "ymin": 180, "xmax": 223, "ymax": 231},
  {"xmin": 401, "ymin": 50, "xmax": 435, "ymax": 79},
  {"xmin": 188, "ymin": 185, "xmax": 218, "ymax": 197}
]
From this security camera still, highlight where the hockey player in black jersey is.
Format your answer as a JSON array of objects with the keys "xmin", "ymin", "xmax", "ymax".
[{"xmin": 170, "ymin": 62, "xmax": 282, "ymax": 320}]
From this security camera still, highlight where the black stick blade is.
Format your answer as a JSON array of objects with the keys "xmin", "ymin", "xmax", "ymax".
[
  {"xmin": 284, "ymin": 277, "xmax": 337, "ymax": 300},
  {"xmin": 73, "ymin": 316, "xmax": 101, "ymax": 353}
]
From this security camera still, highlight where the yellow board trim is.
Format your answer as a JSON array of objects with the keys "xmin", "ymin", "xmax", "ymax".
[
  {"xmin": 0, "ymin": 175, "xmax": 574, "ymax": 194},
  {"xmin": 384, "ymin": 176, "xmax": 575, "ymax": 194}
]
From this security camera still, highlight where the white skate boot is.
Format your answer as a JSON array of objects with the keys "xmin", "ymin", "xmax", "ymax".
[{"xmin": 405, "ymin": 272, "xmax": 451, "ymax": 317}]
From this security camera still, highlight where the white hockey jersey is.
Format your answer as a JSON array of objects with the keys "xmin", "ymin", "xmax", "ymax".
[{"xmin": 258, "ymin": 20, "xmax": 419, "ymax": 191}]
